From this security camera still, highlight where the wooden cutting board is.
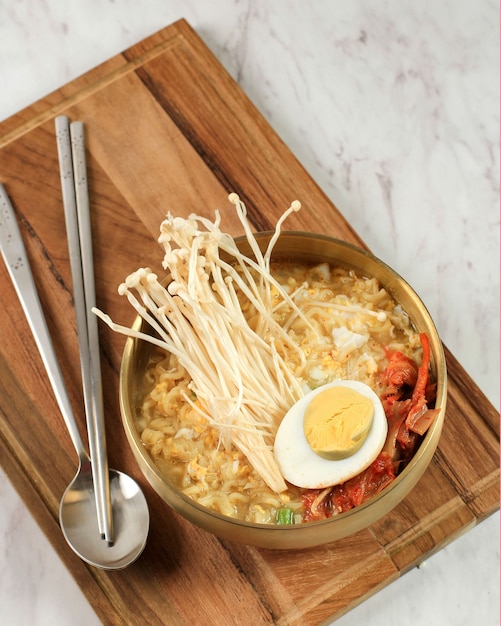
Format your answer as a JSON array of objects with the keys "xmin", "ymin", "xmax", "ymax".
[{"xmin": 0, "ymin": 20, "xmax": 498, "ymax": 625}]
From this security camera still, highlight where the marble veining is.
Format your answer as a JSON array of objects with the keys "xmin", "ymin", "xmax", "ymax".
[{"xmin": 0, "ymin": 1, "xmax": 498, "ymax": 625}]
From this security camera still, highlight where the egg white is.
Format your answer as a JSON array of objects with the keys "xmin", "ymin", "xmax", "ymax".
[{"xmin": 274, "ymin": 379, "xmax": 388, "ymax": 489}]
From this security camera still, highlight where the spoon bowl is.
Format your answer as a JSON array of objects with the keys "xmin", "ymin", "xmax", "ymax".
[{"xmin": 60, "ymin": 456, "xmax": 149, "ymax": 569}]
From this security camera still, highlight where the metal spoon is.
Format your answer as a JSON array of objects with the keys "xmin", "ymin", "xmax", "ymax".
[{"xmin": 0, "ymin": 184, "xmax": 149, "ymax": 569}]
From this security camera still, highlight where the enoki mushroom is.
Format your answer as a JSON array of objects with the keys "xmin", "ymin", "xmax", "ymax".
[{"xmin": 94, "ymin": 194, "xmax": 313, "ymax": 493}]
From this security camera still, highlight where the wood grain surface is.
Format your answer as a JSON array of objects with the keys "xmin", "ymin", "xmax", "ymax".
[{"xmin": 0, "ymin": 20, "xmax": 498, "ymax": 625}]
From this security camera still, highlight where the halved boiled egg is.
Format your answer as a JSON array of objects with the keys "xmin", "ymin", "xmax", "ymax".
[{"xmin": 274, "ymin": 380, "xmax": 388, "ymax": 489}]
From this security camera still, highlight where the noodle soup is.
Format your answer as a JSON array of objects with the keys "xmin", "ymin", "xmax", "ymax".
[
  {"xmin": 107, "ymin": 198, "xmax": 445, "ymax": 544},
  {"xmin": 135, "ymin": 261, "xmax": 426, "ymax": 525}
]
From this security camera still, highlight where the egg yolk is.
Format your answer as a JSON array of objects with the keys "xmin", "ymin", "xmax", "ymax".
[{"xmin": 303, "ymin": 386, "xmax": 374, "ymax": 460}]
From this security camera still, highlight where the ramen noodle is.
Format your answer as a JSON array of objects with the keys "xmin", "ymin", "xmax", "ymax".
[{"xmin": 136, "ymin": 260, "xmax": 423, "ymax": 524}]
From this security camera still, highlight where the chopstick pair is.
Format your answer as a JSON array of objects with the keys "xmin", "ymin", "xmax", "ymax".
[{"xmin": 55, "ymin": 116, "xmax": 113, "ymax": 545}]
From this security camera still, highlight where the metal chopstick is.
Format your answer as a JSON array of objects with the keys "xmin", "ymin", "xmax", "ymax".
[{"xmin": 55, "ymin": 115, "xmax": 113, "ymax": 544}]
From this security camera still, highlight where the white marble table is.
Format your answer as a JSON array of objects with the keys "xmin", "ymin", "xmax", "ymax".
[{"xmin": 0, "ymin": 1, "xmax": 498, "ymax": 624}]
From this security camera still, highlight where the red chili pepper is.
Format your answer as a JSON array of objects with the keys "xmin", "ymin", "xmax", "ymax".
[
  {"xmin": 412, "ymin": 333, "xmax": 431, "ymax": 404},
  {"xmin": 406, "ymin": 333, "xmax": 434, "ymax": 433}
]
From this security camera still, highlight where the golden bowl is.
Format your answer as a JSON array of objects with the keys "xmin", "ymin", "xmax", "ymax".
[{"xmin": 119, "ymin": 232, "xmax": 447, "ymax": 549}]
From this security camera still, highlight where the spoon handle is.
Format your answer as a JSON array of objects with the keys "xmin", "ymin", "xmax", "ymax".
[
  {"xmin": 55, "ymin": 116, "xmax": 113, "ymax": 544},
  {"xmin": 0, "ymin": 184, "xmax": 88, "ymax": 460}
]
